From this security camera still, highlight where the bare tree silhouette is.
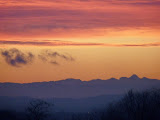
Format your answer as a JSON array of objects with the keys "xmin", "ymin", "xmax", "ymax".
[{"xmin": 26, "ymin": 99, "xmax": 53, "ymax": 120}]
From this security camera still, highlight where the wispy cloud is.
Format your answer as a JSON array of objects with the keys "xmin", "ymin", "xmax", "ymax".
[
  {"xmin": 0, "ymin": 48, "xmax": 34, "ymax": 67},
  {"xmin": 50, "ymin": 61, "xmax": 59, "ymax": 65},
  {"xmin": 38, "ymin": 50, "xmax": 74, "ymax": 65}
]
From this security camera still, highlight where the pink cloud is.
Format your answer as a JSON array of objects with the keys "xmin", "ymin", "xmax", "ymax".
[{"xmin": 0, "ymin": 0, "xmax": 159, "ymax": 38}]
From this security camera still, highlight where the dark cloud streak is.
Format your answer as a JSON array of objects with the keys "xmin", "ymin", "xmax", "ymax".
[{"xmin": 0, "ymin": 40, "xmax": 160, "ymax": 47}]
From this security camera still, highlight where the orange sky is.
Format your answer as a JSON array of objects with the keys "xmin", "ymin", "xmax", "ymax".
[{"xmin": 0, "ymin": 0, "xmax": 160, "ymax": 83}]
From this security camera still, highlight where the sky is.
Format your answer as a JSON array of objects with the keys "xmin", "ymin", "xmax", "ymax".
[{"xmin": 0, "ymin": 0, "xmax": 160, "ymax": 83}]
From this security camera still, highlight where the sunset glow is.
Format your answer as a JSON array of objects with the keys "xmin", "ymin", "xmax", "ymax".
[{"xmin": 0, "ymin": 0, "xmax": 160, "ymax": 83}]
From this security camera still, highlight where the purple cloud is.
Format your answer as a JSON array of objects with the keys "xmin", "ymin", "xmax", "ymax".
[{"xmin": 0, "ymin": 48, "xmax": 34, "ymax": 67}]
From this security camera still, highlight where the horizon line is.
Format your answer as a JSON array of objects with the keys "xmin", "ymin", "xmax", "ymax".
[{"xmin": 0, "ymin": 74, "xmax": 159, "ymax": 84}]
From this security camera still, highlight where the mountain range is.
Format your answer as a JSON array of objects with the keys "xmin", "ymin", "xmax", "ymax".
[{"xmin": 0, "ymin": 74, "xmax": 160, "ymax": 98}]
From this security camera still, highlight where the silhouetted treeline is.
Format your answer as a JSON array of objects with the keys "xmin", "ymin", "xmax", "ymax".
[
  {"xmin": 101, "ymin": 88, "xmax": 160, "ymax": 120},
  {"xmin": 0, "ymin": 88, "xmax": 160, "ymax": 120}
]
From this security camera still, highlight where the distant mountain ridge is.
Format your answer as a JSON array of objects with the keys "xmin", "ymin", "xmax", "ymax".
[{"xmin": 0, "ymin": 74, "xmax": 160, "ymax": 98}]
